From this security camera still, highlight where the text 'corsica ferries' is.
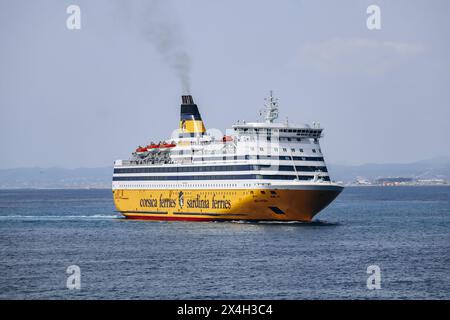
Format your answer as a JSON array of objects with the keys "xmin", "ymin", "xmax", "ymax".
[{"xmin": 112, "ymin": 93, "xmax": 343, "ymax": 221}]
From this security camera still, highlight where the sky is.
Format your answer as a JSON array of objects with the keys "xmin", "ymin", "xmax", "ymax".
[{"xmin": 1, "ymin": 0, "xmax": 449, "ymax": 168}]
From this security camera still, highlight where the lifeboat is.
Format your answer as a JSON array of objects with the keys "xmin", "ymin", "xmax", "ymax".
[
  {"xmin": 143, "ymin": 142, "xmax": 177, "ymax": 152},
  {"xmin": 163, "ymin": 143, "xmax": 176, "ymax": 148},
  {"xmin": 158, "ymin": 142, "xmax": 176, "ymax": 152},
  {"xmin": 135, "ymin": 146, "xmax": 150, "ymax": 158},
  {"xmin": 146, "ymin": 144, "xmax": 160, "ymax": 153},
  {"xmin": 136, "ymin": 147, "xmax": 148, "ymax": 152},
  {"xmin": 222, "ymin": 135, "xmax": 233, "ymax": 143}
]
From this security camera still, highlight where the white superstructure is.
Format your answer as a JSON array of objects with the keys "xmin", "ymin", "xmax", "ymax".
[{"xmin": 112, "ymin": 92, "xmax": 333, "ymax": 191}]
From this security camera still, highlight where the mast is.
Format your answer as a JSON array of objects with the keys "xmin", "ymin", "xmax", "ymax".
[{"xmin": 260, "ymin": 91, "xmax": 279, "ymax": 123}]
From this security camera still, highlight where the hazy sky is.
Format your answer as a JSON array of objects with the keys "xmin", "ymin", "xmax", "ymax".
[{"xmin": 1, "ymin": 0, "xmax": 449, "ymax": 168}]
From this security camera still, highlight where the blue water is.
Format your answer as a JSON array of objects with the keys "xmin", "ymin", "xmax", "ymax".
[{"xmin": 0, "ymin": 187, "xmax": 449, "ymax": 299}]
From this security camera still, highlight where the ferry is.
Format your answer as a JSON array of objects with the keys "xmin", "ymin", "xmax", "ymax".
[{"xmin": 112, "ymin": 93, "xmax": 343, "ymax": 221}]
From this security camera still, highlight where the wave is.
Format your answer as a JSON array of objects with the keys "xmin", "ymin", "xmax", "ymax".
[{"xmin": 229, "ymin": 219, "xmax": 339, "ymax": 226}]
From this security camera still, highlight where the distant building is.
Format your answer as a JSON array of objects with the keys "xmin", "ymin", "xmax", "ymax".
[
  {"xmin": 375, "ymin": 177, "xmax": 413, "ymax": 186},
  {"xmin": 355, "ymin": 177, "xmax": 372, "ymax": 185},
  {"xmin": 416, "ymin": 179, "xmax": 448, "ymax": 185}
]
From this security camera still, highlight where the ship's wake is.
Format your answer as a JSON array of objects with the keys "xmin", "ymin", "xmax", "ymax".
[{"xmin": 0, "ymin": 214, "xmax": 123, "ymax": 221}]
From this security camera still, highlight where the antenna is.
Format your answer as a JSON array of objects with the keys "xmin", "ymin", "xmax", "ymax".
[{"xmin": 260, "ymin": 91, "xmax": 279, "ymax": 123}]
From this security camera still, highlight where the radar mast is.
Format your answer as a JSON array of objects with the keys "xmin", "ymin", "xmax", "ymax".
[{"xmin": 261, "ymin": 91, "xmax": 279, "ymax": 123}]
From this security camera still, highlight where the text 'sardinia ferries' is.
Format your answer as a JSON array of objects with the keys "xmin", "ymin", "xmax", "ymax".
[{"xmin": 112, "ymin": 93, "xmax": 343, "ymax": 221}]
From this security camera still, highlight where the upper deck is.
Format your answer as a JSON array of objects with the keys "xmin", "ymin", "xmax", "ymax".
[{"xmin": 116, "ymin": 92, "xmax": 327, "ymax": 170}]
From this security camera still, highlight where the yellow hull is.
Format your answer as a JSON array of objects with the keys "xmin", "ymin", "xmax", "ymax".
[{"xmin": 113, "ymin": 186, "xmax": 342, "ymax": 222}]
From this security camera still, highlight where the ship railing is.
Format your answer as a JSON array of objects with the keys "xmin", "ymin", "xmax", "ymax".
[{"xmin": 120, "ymin": 159, "xmax": 175, "ymax": 166}]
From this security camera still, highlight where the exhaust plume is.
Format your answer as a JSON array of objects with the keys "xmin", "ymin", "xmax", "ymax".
[{"xmin": 116, "ymin": 0, "xmax": 192, "ymax": 93}]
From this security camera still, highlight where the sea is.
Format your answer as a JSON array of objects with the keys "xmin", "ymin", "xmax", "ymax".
[{"xmin": 0, "ymin": 186, "xmax": 449, "ymax": 299}]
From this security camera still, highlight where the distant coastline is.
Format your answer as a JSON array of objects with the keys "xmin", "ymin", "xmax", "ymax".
[
  {"xmin": 2, "ymin": 185, "xmax": 450, "ymax": 191},
  {"xmin": 1, "ymin": 157, "xmax": 449, "ymax": 189},
  {"xmin": 0, "ymin": 167, "xmax": 112, "ymax": 189},
  {"xmin": 328, "ymin": 156, "xmax": 450, "ymax": 187}
]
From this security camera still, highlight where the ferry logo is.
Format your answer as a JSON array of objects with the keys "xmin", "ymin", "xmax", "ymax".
[{"xmin": 178, "ymin": 191, "xmax": 184, "ymax": 208}]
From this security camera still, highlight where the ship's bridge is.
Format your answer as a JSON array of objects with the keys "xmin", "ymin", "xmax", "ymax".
[
  {"xmin": 231, "ymin": 91, "xmax": 323, "ymax": 139},
  {"xmin": 231, "ymin": 122, "xmax": 323, "ymax": 139}
]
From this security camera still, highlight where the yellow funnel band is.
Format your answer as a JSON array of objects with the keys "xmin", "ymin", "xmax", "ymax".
[{"xmin": 180, "ymin": 120, "xmax": 206, "ymax": 133}]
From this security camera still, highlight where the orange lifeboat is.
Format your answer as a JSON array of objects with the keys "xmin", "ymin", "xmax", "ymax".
[
  {"xmin": 222, "ymin": 135, "xmax": 233, "ymax": 142},
  {"xmin": 146, "ymin": 144, "xmax": 160, "ymax": 153},
  {"xmin": 136, "ymin": 146, "xmax": 148, "ymax": 153},
  {"xmin": 135, "ymin": 146, "xmax": 150, "ymax": 158},
  {"xmin": 159, "ymin": 142, "xmax": 176, "ymax": 151},
  {"xmin": 143, "ymin": 142, "xmax": 177, "ymax": 152}
]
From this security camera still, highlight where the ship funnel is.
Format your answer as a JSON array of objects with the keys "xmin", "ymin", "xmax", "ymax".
[
  {"xmin": 182, "ymin": 95, "xmax": 194, "ymax": 105},
  {"xmin": 180, "ymin": 95, "xmax": 206, "ymax": 135}
]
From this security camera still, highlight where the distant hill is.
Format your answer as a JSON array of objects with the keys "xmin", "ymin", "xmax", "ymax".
[
  {"xmin": 328, "ymin": 157, "xmax": 450, "ymax": 183},
  {"xmin": 0, "ymin": 157, "xmax": 449, "ymax": 188},
  {"xmin": 0, "ymin": 167, "xmax": 112, "ymax": 189}
]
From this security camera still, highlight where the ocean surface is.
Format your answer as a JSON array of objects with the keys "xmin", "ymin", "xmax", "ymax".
[{"xmin": 0, "ymin": 187, "xmax": 449, "ymax": 299}]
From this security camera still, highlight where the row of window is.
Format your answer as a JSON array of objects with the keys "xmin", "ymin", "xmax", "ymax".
[
  {"xmin": 113, "ymin": 174, "xmax": 331, "ymax": 182},
  {"xmin": 235, "ymin": 128, "xmax": 321, "ymax": 134},
  {"xmin": 250, "ymin": 147, "xmax": 321, "ymax": 153},
  {"xmin": 240, "ymin": 136, "xmax": 318, "ymax": 142},
  {"xmin": 245, "ymin": 136, "xmax": 320, "ymax": 142},
  {"xmin": 173, "ymin": 146, "xmax": 320, "ymax": 156},
  {"xmin": 114, "ymin": 165, "xmax": 328, "ymax": 174},
  {"xmin": 172, "ymin": 155, "xmax": 325, "ymax": 162}
]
